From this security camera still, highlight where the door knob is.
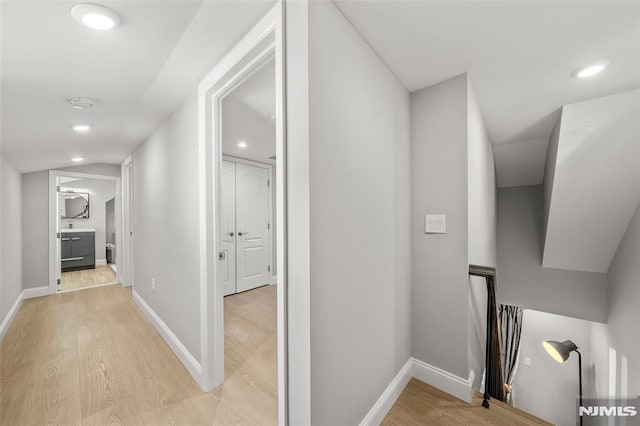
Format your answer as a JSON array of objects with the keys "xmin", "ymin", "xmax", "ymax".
[
  {"xmin": 229, "ymin": 231, "xmax": 235, "ymax": 237},
  {"xmin": 238, "ymin": 231, "xmax": 244, "ymax": 236}
]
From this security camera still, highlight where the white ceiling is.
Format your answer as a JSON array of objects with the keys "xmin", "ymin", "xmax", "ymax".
[
  {"xmin": 230, "ymin": 59, "xmax": 276, "ymax": 121},
  {"xmin": 1, "ymin": 0, "xmax": 275, "ymax": 173},
  {"xmin": 543, "ymin": 89, "xmax": 640, "ymax": 273},
  {"xmin": 335, "ymin": 0, "xmax": 640, "ymax": 187},
  {"xmin": 222, "ymin": 59, "xmax": 276, "ymax": 164}
]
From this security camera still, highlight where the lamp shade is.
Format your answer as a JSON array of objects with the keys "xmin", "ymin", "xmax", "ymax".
[{"xmin": 543, "ymin": 340, "xmax": 578, "ymax": 363}]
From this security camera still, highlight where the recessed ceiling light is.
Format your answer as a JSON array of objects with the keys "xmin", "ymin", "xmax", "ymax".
[
  {"xmin": 573, "ymin": 60, "xmax": 610, "ymax": 78},
  {"xmin": 237, "ymin": 141, "xmax": 247, "ymax": 148},
  {"xmin": 72, "ymin": 124, "xmax": 91, "ymax": 132},
  {"xmin": 71, "ymin": 157, "xmax": 85, "ymax": 162},
  {"xmin": 68, "ymin": 97, "xmax": 95, "ymax": 109},
  {"xmin": 71, "ymin": 4, "xmax": 120, "ymax": 30}
]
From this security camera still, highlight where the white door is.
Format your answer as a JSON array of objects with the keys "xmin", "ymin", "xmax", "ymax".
[
  {"xmin": 221, "ymin": 161, "xmax": 237, "ymax": 296},
  {"xmin": 235, "ymin": 163, "xmax": 271, "ymax": 293}
]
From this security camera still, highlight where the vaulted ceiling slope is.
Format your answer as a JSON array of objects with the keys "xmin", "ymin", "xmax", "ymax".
[
  {"xmin": 1, "ymin": 1, "xmax": 275, "ymax": 173},
  {"xmin": 543, "ymin": 89, "xmax": 640, "ymax": 273},
  {"xmin": 335, "ymin": 0, "xmax": 640, "ymax": 187}
]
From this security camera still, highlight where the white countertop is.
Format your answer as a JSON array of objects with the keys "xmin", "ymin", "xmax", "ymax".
[{"xmin": 61, "ymin": 228, "xmax": 95, "ymax": 233}]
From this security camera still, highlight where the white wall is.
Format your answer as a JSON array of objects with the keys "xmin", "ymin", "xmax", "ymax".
[
  {"xmin": 133, "ymin": 92, "xmax": 201, "ymax": 362},
  {"xmin": 515, "ymin": 309, "xmax": 592, "ymax": 426},
  {"xmin": 497, "ymin": 185, "xmax": 607, "ymax": 322},
  {"xmin": 1, "ymin": 156, "xmax": 23, "ymax": 325},
  {"xmin": 466, "ymin": 80, "xmax": 497, "ymax": 390},
  {"xmin": 21, "ymin": 163, "xmax": 121, "ymax": 289},
  {"xmin": 307, "ymin": 1, "xmax": 411, "ymax": 424},
  {"xmin": 411, "ymin": 74, "xmax": 470, "ymax": 379},
  {"xmin": 60, "ymin": 178, "xmax": 116, "ymax": 263},
  {"xmin": 590, "ymin": 204, "xmax": 640, "ymax": 399}
]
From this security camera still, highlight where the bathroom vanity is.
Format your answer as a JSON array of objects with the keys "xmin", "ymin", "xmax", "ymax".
[{"xmin": 61, "ymin": 229, "xmax": 95, "ymax": 272}]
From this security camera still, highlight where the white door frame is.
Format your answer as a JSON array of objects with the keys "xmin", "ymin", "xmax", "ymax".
[
  {"xmin": 198, "ymin": 3, "xmax": 289, "ymax": 424},
  {"xmin": 120, "ymin": 154, "xmax": 134, "ymax": 288},
  {"xmin": 48, "ymin": 170, "xmax": 122, "ymax": 294}
]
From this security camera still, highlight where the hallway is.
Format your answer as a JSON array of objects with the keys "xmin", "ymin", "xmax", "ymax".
[{"xmin": 0, "ymin": 284, "xmax": 277, "ymax": 425}]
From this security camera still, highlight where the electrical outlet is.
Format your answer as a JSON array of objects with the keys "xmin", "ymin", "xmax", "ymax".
[
  {"xmin": 524, "ymin": 357, "xmax": 531, "ymax": 366},
  {"xmin": 151, "ymin": 278, "xmax": 156, "ymax": 292}
]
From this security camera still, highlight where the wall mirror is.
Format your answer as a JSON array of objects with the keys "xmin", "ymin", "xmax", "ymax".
[{"xmin": 60, "ymin": 192, "xmax": 90, "ymax": 219}]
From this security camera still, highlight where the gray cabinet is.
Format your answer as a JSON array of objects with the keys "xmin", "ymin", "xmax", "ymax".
[{"xmin": 61, "ymin": 232, "xmax": 95, "ymax": 271}]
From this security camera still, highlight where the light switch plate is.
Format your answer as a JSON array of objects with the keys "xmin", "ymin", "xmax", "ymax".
[{"xmin": 425, "ymin": 214, "xmax": 446, "ymax": 234}]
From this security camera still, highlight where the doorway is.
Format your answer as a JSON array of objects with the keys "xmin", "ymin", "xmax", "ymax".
[
  {"xmin": 198, "ymin": 5, "xmax": 287, "ymax": 423},
  {"xmin": 220, "ymin": 55, "xmax": 278, "ymax": 418},
  {"xmin": 48, "ymin": 170, "xmax": 122, "ymax": 294}
]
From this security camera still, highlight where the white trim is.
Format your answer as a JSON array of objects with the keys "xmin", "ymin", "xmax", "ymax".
[
  {"xmin": 132, "ymin": 290, "xmax": 203, "ymax": 385},
  {"xmin": 49, "ymin": 170, "xmax": 122, "ymax": 295},
  {"xmin": 359, "ymin": 359, "xmax": 413, "ymax": 426},
  {"xmin": 96, "ymin": 258, "xmax": 107, "ymax": 266},
  {"xmin": 120, "ymin": 154, "xmax": 133, "ymax": 288},
  {"xmin": 360, "ymin": 358, "xmax": 475, "ymax": 425},
  {"xmin": 0, "ymin": 291, "xmax": 24, "ymax": 342},
  {"xmin": 411, "ymin": 358, "xmax": 475, "ymax": 403},
  {"xmin": 23, "ymin": 286, "xmax": 50, "ymax": 299},
  {"xmin": 271, "ymin": 275, "xmax": 278, "ymax": 285}
]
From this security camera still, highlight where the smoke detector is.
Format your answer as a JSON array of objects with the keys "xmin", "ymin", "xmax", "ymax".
[{"xmin": 68, "ymin": 97, "xmax": 95, "ymax": 110}]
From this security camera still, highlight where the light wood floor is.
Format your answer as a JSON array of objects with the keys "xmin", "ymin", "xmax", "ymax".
[
  {"xmin": 60, "ymin": 265, "xmax": 117, "ymax": 291},
  {"xmin": 383, "ymin": 378, "xmax": 552, "ymax": 426},
  {"xmin": 0, "ymin": 284, "xmax": 277, "ymax": 425}
]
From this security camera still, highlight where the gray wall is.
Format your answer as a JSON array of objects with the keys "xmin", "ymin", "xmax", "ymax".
[
  {"xmin": 1, "ymin": 156, "xmax": 23, "ymax": 324},
  {"xmin": 21, "ymin": 170, "xmax": 48, "ymax": 289},
  {"xmin": 411, "ymin": 74, "xmax": 470, "ymax": 379},
  {"xmin": 515, "ymin": 309, "xmax": 592, "ymax": 426},
  {"xmin": 605, "ymin": 203, "xmax": 639, "ymax": 397},
  {"xmin": 497, "ymin": 185, "xmax": 607, "ymax": 322},
  {"xmin": 307, "ymin": 1, "xmax": 411, "ymax": 424},
  {"xmin": 591, "ymin": 204, "xmax": 640, "ymax": 399},
  {"xmin": 133, "ymin": 91, "xmax": 201, "ymax": 362},
  {"xmin": 466, "ymin": 81, "xmax": 497, "ymax": 389},
  {"xmin": 21, "ymin": 163, "xmax": 121, "ymax": 289},
  {"xmin": 543, "ymin": 112, "xmax": 562, "ymax": 239},
  {"xmin": 467, "ymin": 81, "xmax": 497, "ymax": 268},
  {"xmin": 58, "ymin": 163, "xmax": 121, "ymax": 177}
]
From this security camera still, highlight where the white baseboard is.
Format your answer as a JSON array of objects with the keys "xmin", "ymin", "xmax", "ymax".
[
  {"xmin": 411, "ymin": 357, "xmax": 474, "ymax": 403},
  {"xmin": 360, "ymin": 357, "xmax": 475, "ymax": 425},
  {"xmin": 96, "ymin": 259, "xmax": 107, "ymax": 266},
  {"xmin": 132, "ymin": 290, "xmax": 202, "ymax": 385},
  {"xmin": 23, "ymin": 286, "xmax": 50, "ymax": 299},
  {"xmin": 360, "ymin": 358, "xmax": 413, "ymax": 426},
  {"xmin": 271, "ymin": 275, "xmax": 277, "ymax": 285},
  {"xmin": 0, "ymin": 291, "xmax": 24, "ymax": 343}
]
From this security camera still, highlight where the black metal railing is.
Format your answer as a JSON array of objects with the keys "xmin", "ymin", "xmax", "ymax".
[{"xmin": 469, "ymin": 264, "xmax": 505, "ymax": 408}]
